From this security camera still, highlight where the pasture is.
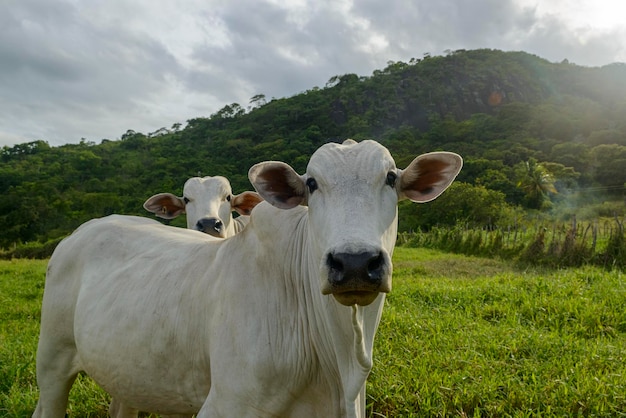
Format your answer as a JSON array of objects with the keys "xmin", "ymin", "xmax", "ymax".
[{"xmin": 1, "ymin": 248, "xmax": 625, "ymax": 417}]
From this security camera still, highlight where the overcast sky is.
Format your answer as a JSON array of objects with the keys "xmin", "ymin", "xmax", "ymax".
[{"xmin": 1, "ymin": 0, "xmax": 625, "ymax": 147}]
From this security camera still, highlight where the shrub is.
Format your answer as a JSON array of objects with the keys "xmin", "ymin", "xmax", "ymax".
[{"xmin": 0, "ymin": 237, "xmax": 63, "ymax": 260}]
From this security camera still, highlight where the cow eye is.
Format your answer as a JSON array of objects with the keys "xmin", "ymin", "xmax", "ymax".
[
  {"xmin": 183, "ymin": 197, "xmax": 190, "ymax": 204},
  {"xmin": 226, "ymin": 195, "xmax": 231, "ymax": 202},
  {"xmin": 306, "ymin": 178, "xmax": 318, "ymax": 193},
  {"xmin": 386, "ymin": 171, "xmax": 397, "ymax": 188}
]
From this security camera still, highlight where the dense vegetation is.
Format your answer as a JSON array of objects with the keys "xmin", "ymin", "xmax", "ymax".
[
  {"xmin": 1, "ymin": 49, "xmax": 625, "ymax": 254},
  {"xmin": 3, "ymin": 250, "xmax": 626, "ymax": 416}
]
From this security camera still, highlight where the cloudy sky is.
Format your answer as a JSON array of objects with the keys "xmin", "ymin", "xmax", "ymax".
[{"xmin": 1, "ymin": 0, "xmax": 625, "ymax": 147}]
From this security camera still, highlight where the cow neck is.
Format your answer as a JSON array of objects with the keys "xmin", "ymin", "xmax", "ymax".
[
  {"xmin": 285, "ymin": 207, "xmax": 381, "ymax": 417},
  {"xmin": 231, "ymin": 215, "xmax": 249, "ymax": 234}
]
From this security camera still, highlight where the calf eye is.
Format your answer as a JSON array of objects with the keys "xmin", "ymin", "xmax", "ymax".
[
  {"xmin": 386, "ymin": 171, "xmax": 397, "ymax": 188},
  {"xmin": 226, "ymin": 195, "xmax": 231, "ymax": 202},
  {"xmin": 306, "ymin": 178, "xmax": 318, "ymax": 193},
  {"xmin": 183, "ymin": 197, "xmax": 190, "ymax": 204}
]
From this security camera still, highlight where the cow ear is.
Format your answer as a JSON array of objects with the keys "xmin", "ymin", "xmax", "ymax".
[
  {"xmin": 249, "ymin": 162, "xmax": 306, "ymax": 209},
  {"xmin": 231, "ymin": 191, "xmax": 264, "ymax": 215},
  {"xmin": 398, "ymin": 152, "xmax": 463, "ymax": 202},
  {"xmin": 143, "ymin": 193, "xmax": 186, "ymax": 219}
]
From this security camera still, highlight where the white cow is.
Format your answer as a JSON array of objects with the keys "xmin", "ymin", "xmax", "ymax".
[
  {"xmin": 143, "ymin": 176, "xmax": 263, "ymax": 238},
  {"xmin": 33, "ymin": 139, "xmax": 462, "ymax": 418}
]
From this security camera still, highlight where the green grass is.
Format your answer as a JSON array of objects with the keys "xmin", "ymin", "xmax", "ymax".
[
  {"xmin": 0, "ymin": 260, "xmax": 45, "ymax": 417},
  {"xmin": 367, "ymin": 247, "xmax": 626, "ymax": 417},
  {"xmin": 0, "ymin": 261, "xmax": 132, "ymax": 417},
  {"xmin": 2, "ymin": 252, "xmax": 626, "ymax": 417}
]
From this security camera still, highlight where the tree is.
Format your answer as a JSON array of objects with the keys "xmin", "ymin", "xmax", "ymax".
[
  {"xmin": 589, "ymin": 144, "xmax": 626, "ymax": 189},
  {"xmin": 398, "ymin": 182, "xmax": 517, "ymax": 231},
  {"xmin": 515, "ymin": 158, "xmax": 557, "ymax": 210},
  {"xmin": 212, "ymin": 103, "xmax": 245, "ymax": 119},
  {"xmin": 249, "ymin": 94, "xmax": 266, "ymax": 109}
]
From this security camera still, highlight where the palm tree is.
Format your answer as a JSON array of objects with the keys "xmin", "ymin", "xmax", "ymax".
[{"xmin": 515, "ymin": 158, "xmax": 557, "ymax": 209}]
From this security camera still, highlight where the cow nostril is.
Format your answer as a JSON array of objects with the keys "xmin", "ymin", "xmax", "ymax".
[
  {"xmin": 368, "ymin": 253, "xmax": 384, "ymax": 274},
  {"xmin": 327, "ymin": 253, "xmax": 343, "ymax": 272},
  {"xmin": 213, "ymin": 220, "xmax": 223, "ymax": 231}
]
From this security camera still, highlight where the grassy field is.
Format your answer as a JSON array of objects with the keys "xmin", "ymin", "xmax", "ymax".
[{"xmin": 1, "ymin": 249, "xmax": 625, "ymax": 417}]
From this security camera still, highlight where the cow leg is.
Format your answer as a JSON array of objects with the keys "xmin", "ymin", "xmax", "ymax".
[
  {"xmin": 31, "ymin": 375, "xmax": 76, "ymax": 418},
  {"xmin": 108, "ymin": 401, "xmax": 193, "ymax": 418},
  {"xmin": 196, "ymin": 390, "xmax": 253, "ymax": 418},
  {"xmin": 108, "ymin": 398, "xmax": 138, "ymax": 418},
  {"xmin": 109, "ymin": 399, "xmax": 194, "ymax": 418},
  {"xmin": 31, "ymin": 348, "xmax": 79, "ymax": 418}
]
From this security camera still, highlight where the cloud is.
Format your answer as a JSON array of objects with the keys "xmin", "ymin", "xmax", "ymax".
[
  {"xmin": 0, "ymin": 0, "xmax": 188, "ymax": 145},
  {"xmin": 518, "ymin": 15, "xmax": 626, "ymax": 66},
  {"xmin": 0, "ymin": 0, "xmax": 624, "ymax": 147}
]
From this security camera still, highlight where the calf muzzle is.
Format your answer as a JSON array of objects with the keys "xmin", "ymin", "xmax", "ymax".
[{"xmin": 196, "ymin": 217, "xmax": 225, "ymax": 238}]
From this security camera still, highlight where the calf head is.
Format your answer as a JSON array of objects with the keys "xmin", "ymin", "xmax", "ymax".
[
  {"xmin": 143, "ymin": 176, "xmax": 263, "ymax": 238},
  {"xmin": 249, "ymin": 139, "xmax": 462, "ymax": 306}
]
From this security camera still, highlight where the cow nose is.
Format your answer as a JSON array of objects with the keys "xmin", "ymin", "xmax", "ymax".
[
  {"xmin": 326, "ymin": 251, "xmax": 384, "ymax": 287},
  {"xmin": 196, "ymin": 218, "xmax": 223, "ymax": 236}
]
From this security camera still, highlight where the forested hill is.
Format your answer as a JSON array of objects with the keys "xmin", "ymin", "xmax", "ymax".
[{"xmin": 1, "ymin": 49, "xmax": 626, "ymax": 249}]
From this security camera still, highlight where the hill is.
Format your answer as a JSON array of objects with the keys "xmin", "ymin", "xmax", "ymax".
[{"xmin": 1, "ymin": 49, "xmax": 625, "ymax": 249}]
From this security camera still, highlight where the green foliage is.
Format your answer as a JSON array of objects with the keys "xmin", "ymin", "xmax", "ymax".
[
  {"xmin": 588, "ymin": 144, "xmax": 626, "ymax": 190},
  {"xmin": 0, "ymin": 238, "xmax": 64, "ymax": 260},
  {"xmin": 597, "ymin": 222, "xmax": 626, "ymax": 270},
  {"xmin": 401, "ymin": 217, "xmax": 626, "ymax": 271},
  {"xmin": 515, "ymin": 158, "xmax": 558, "ymax": 210},
  {"xmin": 399, "ymin": 182, "xmax": 521, "ymax": 231},
  {"xmin": 2, "ymin": 49, "xmax": 626, "ymax": 249}
]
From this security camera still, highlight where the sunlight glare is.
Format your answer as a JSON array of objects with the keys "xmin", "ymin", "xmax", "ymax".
[{"xmin": 517, "ymin": 0, "xmax": 626, "ymax": 31}]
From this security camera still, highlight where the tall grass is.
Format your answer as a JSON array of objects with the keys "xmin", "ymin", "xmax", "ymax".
[
  {"xmin": 2, "ymin": 252, "xmax": 626, "ymax": 417},
  {"xmin": 399, "ymin": 217, "xmax": 625, "ymax": 270}
]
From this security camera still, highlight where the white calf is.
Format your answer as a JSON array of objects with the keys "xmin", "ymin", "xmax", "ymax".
[{"xmin": 143, "ymin": 176, "xmax": 262, "ymax": 238}]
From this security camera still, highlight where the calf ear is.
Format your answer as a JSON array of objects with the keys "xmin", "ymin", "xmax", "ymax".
[
  {"xmin": 231, "ymin": 191, "xmax": 264, "ymax": 215},
  {"xmin": 398, "ymin": 152, "xmax": 463, "ymax": 202},
  {"xmin": 249, "ymin": 162, "xmax": 306, "ymax": 209},
  {"xmin": 143, "ymin": 193, "xmax": 186, "ymax": 219}
]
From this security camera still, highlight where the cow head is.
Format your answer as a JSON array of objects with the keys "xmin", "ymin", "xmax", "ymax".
[
  {"xmin": 143, "ymin": 176, "xmax": 263, "ymax": 238},
  {"xmin": 249, "ymin": 139, "xmax": 462, "ymax": 307}
]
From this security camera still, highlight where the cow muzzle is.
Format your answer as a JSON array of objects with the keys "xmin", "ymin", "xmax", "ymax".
[
  {"xmin": 196, "ymin": 217, "xmax": 225, "ymax": 238},
  {"xmin": 322, "ymin": 249, "xmax": 391, "ymax": 306}
]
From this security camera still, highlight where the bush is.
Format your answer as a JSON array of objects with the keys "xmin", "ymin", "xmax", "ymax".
[
  {"xmin": 398, "ymin": 182, "xmax": 519, "ymax": 231},
  {"xmin": 0, "ymin": 237, "xmax": 64, "ymax": 260}
]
